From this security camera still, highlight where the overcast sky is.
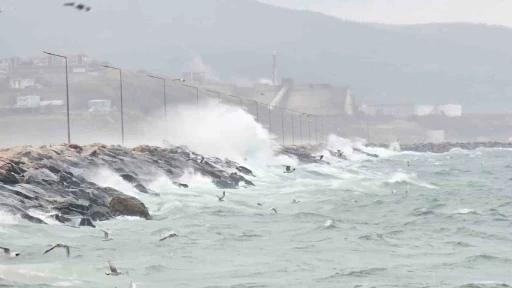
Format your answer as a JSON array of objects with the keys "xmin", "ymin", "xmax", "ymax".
[{"xmin": 261, "ymin": 0, "xmax": 512, "ymax": 27}]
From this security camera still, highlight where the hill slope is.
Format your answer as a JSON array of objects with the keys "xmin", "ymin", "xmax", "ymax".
[{"xmin": 1, "ymin": 0, "xmax": 512, "ymax": 112}]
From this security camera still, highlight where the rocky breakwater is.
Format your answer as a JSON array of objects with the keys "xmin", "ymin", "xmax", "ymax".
[
  {"xmin": 0, "ymin": 143, "xmax": 255, "ymax": 226},
  {"xmin": 396, "ymin": 142, "xmax": 512, "ymax": 153}
]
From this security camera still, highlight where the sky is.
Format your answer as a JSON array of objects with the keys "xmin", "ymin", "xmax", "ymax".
[{"xmin": 261, "ymin": 0, "xmax": 512, "ymax": 27}]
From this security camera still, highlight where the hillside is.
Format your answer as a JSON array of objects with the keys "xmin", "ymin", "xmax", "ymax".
[{"xmin": 1, "ymin": 0, "xmax": 512, "ymax": 112}]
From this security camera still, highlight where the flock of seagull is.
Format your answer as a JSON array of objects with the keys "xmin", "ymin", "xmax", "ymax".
[
  {"xmin": 0, "ymin": 225, "xmax": 178, "ymax": 287},
  {"xmin": 0, "ymin": 152, "xmax": 350, "ymax": 287}
]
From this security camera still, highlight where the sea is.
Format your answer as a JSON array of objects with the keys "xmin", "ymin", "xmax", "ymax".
[{"xmin": 0, "ymin": 106, "xmax": 511, "ymax": 287}]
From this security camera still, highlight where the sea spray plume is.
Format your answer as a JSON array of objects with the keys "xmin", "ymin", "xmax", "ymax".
[{"xmin": 165, "ymin": 102, "xmax": 295, "ymax": 167}]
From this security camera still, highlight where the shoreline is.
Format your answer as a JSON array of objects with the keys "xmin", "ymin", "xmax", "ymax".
[{"xmin": 373, "ymin": 141, "xmax": 512, "ymax": 153}]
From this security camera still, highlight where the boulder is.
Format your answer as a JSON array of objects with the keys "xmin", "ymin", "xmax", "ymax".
[
  {"xmin": 213, "ymin": 179, "xmax": 237, "ymax": 189},
  {"xmin": 236, "ymin": 166, "xmax": 255, "ymax": 177},
  {"xmin": 133, "ymin": 183, "xmax": 149, "ymax": 194},
  {"xmin": 67, "ymin": 144, "xmax": 83, "ymax": 152},
  {"xmin": 229, "ymin": 173, "xmax": 255, "ymax": 187},
  {"xmin": 87, "ymin": 205, "xmax": 112, "ymax": 221},
  {"xmin": 78, "ymin": 217, "xmax": 96, "ymax": 228},
  {"xmin": 0, "ymin": 171, "xmax": 20, "ymax": 185},
  {"xmin": 109, "ymin": 195, "xmax": 151, "ymax": 220},
  {"xmin": 120, "ymin": 173, "xmax": 138, "ymax": 184}
]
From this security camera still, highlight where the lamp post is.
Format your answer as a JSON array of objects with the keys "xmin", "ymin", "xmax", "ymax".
[
  {"xmin": 183, "ymin": 84, "xmax": 199, "ymax": 107},
  {"xmin": 300, "ymin": 113, "xmax": 304, "ymax": 144},
  {"xmin": 320, "ymin": 116, "xmax": 324, "ymax": 143},
  {"xmin": 315, "ymin": 115, "xmax": 318, "ymax": 143},
  {"xmin": 102, "ymin": 64, "xmax": 124, "ymax": 146},
  {"xmin": 283, "ymin": 108, "xmax": 295, "ymax": 145},
  {"xmin": 43, "ymin": 51, "xmax": 70, "ymax": 144},
  {"xmin": 147, "ymin": 75, "xmax": 167, "ymax": 139},
  {"xmin": 309, "ymin": 118, "xmax": 312, "ymax": 143},
  {"xmin": 250, "ymin": 100, "xmax": 259, "ymax": 122},
  {"xmin": 280, "ymin": 108, "xmax": 285, "ymax": 145}
]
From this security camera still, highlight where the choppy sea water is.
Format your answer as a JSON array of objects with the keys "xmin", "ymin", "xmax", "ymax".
[{"xmin": 1, "ymin": 146, "xmax": 512, "ymax": 288}]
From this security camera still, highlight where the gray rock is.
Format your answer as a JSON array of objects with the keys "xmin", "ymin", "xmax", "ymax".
[
  {"xmin": 109, "ymin": 195, "xmax": 151, "ymax": 220},
  {"xmin": 120, "ymin": 173, "xmax": 138, "ymax": 184},
  {"xmin": 0, "ymin": 171, "xmax": 20, "ymax": 185}
]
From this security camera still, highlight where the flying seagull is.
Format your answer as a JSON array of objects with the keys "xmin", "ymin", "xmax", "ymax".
[
  {"xmin": 75, "ymin": 3, "xmax": 89, "ymax": 11},
  {"xmin": 318, "ymin": 155, "xmax": 324, "ymax": 160},
  {"xmin": 335, "ymin": 150, "xmax": 343, "ymax": 157},
  {"xmin": 159, "ymin": 231, "xmax": 178, "ymax": 241},
  {"xmin": 0, "ymin": 247, "xmax": 20, "ymax": 258},
  {"xmin": 44, "ymin": 243, "xmax": 70, "ymax": 258},
  {"xmin": 283, "ymin": 166, "xmax": 295, "ymax": 173},
  {"xmin": 292, "ymin": 199, "xmax": 300, "ymax": 204},
  {"xmin": 105, "ymin": 261, "xmax": 123, "ymax": 276},
  {"xmin": 63, "ymin": 2, "xmax": 75, "ymax": 6},
  {"xmin": 217, "ymin": 191, "xmax": 226, "ymax": 202},
  {"xmin": 101, "ymin": 229, "xmax": 113, "ymax": 241},
  {"xmin": 257, "ymin": 202, "xmax": 265, "ymax": 206},
  {"xmin": 270, "ymin": 207, "xmax": 278, "ymax": 213}
]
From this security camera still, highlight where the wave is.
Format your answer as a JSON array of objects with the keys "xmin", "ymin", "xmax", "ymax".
[
  {"xmin": 452, "ymin": 208, "xmax": 480, "ymax": 215},
  {"xmin": 319, "ymin": 267, "xmax": 387, "ymax": 281},
  {"xmin": 458, "ymin": 282, "xmax": 512, "ymax": 288},
  {"xmin": 385, "ymin": 172, "xmax": 438, "ymax": 189}
]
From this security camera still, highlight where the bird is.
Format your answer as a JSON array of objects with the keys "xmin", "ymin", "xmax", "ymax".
[
  {"xmin": 217, "ymin": 191, "xmax": 226, "ymax": 202},
  {"xmin": 283, "ymin": 166, "xmax": 295, "ymax": 173},
  {"xmin": 130, "ymin": 281, "xmax": 137, "ymax": 288},
  {"xmin": 101, "ymin": 229, "xmax": 113, "ymax": 241},
  {"xmin": 105, "ymin": 261, "xmax": 123, "ymax": 276},
  {"xmin": 270, "ymin": 207, "xmax": 278, "ymax": 213},
  {"xmin": 335, "ymin": 150, "xmax": 344, "ymax": 157},
  {"xmin": 44, "ymin": 243, "xmax": 70, "ymax": 258},
  {"xmin": 318, "ymin": 155, "xmax": 324, "ymax": 161},
  {"xmin": 0, "ymin": 247, "xmax": 20, "ymax": 258},
  {"xmin": 292, "ymin": 199, "xmax": 300, "ymax": 204},
  {"xmin": 159, "ymin": 231, "xmax": 178, "ymax": 241},
  {"xmin": 75, "ymin": 3, "xmax": 87, "ymax": 11},
  {"xmin": 257, "ymin": 202, "xmax": 265, "ymax": 206},
  {"xmin": 199, "ymin": 156, "xmax": 205, "ymax": 164},
  {"xmin": 63, "ymin": 2, "xmax": 75, "ymax": 6},
  {"xmin": 392, "ymin": 189, "xmax": 397, "ymax": 194},
  {"xmin": 406, "ymin": 185, "xmax": 410, "ymax": 194},
  {"xmin": 407, "ymin": 160, "xmax": 410, "ymax": 167}
]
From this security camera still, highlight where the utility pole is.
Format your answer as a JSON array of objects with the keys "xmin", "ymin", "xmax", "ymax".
[{"xmin": 44, "ymin": 51, "xmax": 70, "ymax": 144}]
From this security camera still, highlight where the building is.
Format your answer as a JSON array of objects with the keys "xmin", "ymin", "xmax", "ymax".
[
  {"xmin": 2, "ymin": 54, "xmax": 90, "ymax": 76},
  {"xmin": 9, "ymin": 78, "xmax": 35, "ymax": 89}
]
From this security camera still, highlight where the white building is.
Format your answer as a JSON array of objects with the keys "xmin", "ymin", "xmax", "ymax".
[
  {"xmin": 10, "ymin": 78, "xmax": 35, "ymax": 89},
  {"xmin": 16, "ymin": 95, "xmax": 40, "ymax": 108},
  {"xmin": 414, "ymin": 105, "xmax": 436, "ymax": 116},
  {"xmin": 437, "ymin": 104, "xmax": 462, "ymax": 117}
]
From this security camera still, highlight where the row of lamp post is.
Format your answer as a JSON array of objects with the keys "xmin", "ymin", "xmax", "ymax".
[{"xmin": 44, "ymin": 50, "xmax": 325, "ymax": 147}]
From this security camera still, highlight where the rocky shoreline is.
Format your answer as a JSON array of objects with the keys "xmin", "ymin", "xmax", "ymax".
[
  {"xmin": 0, "ymin": 143, "xmax": 256, "ymax": 226},
  {"xmin": 380, "ymin": 142, "xmax": 512, "ymax": 153}
]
